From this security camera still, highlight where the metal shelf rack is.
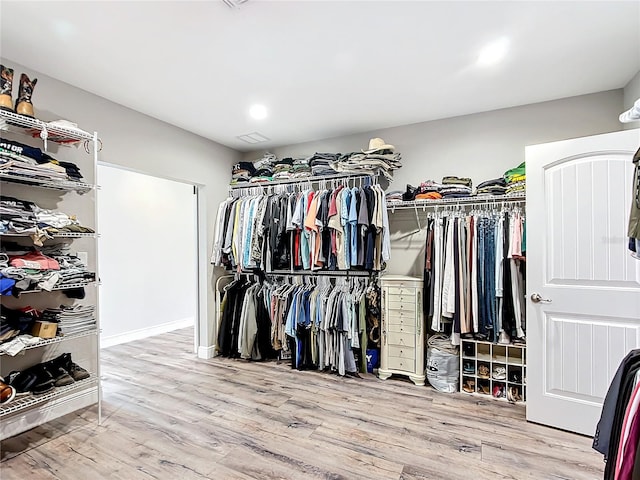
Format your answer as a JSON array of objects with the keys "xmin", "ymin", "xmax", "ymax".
[
  {"xmin": 0, "ymin": 375, "xmax": 98, "ymax": 417},
  {"xmin": 0, "ymin": 328, "xmax": 97, "ymax": 356}
]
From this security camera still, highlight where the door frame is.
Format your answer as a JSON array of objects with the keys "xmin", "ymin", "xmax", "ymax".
[{"xmin": 97, "ymin": 161, "xmax": 205, "ymax": 354}]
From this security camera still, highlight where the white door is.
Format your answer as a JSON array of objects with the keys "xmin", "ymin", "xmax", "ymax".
[{"xmin": 527, "ymin": 128, "xmax": 640, "ymax": 435}]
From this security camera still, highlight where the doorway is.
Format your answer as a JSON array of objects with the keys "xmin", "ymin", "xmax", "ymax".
[{"xmin": 96, "ymin": 164, "xmax": 199, "ymax": 350}]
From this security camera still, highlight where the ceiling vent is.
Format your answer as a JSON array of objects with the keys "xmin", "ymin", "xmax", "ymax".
[
  {"xmin": 236, "ymin": 132, "xmax": 270, "ymax": 144},
  {"xmin": 222, "ymin": 0, "xmax": 250, "ymax": 8}
]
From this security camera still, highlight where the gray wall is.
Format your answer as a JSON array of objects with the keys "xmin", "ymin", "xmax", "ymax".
[
  {"xmin": 1, "ymin": 58, "xmax": 241, "ymax": 354},
  {"xmin": 247, "ymin": 90, "xmax": 624, "ymax": 276},
  {"xmin": 624, "ymin": 70, "xmax": 640, "ymax": 130}
]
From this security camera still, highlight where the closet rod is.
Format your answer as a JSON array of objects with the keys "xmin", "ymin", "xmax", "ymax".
[
  {"xmin": 228, "ymin": 172, "xmax": 377, "ymax": 191},
  {"xmin": 265, "ymin": 269, "xmax": 373, "ymax": 277},
  {"xmin": 387, "ymin": 193, "xmax": 525, "ymax": 211}
]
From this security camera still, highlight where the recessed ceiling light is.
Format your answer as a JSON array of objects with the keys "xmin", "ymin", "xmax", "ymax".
[
  {"xmin": 477, "ymin": 38, "xmax": 509, "ymax": 66},
  {"xmin": 249, "ymin": 104, "xmax": 268, "ymax": 120}
]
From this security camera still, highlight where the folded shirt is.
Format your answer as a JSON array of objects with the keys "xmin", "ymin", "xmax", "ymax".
[{"xmin": 442, "ymin": 176, "xmax": 472, "ymax": 188}]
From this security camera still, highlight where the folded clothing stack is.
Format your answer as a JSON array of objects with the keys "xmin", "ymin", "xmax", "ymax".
[
  {"xmin": 0, "ymin": 196, "xmax": 36, "ymax": 233},
  {"xmin": 0, "ymin": 243, "xmax": 95, "ymax": 296},
  {"xmin": 385, "ymin": 190, "xmax": 404, "ymax": 202},
  {"xmin": 415, "ymin": 180, "xmax": 443, "ymax": 200},
  {"xmin": 416, "ymin": 192, "xmax": 443, "ymax": 200},
  {"xmin": 475, "ymin": 178, "xmax": 507, "ymax": 196},
  {"xmin": 309, "ymin": 153, "xmax": 340, "ymax": 176},
  {"xmin": 291, "ymin": 157, "xmax": 311, "ymax": 178},
  {"xmin": 57, "ymin": 304, "xmax": 96, "ymax": 335},
  {"xmin": 1, "ymin": 195, "xmax": 94, "ymax": 245},
  {"xmin": 331, "ymin": 151, "xmax": 402, "ymax": 181},
  {"xmin": 0, "ymin": 306, "xmax": 40, "ymax": 343},
  {"xmin": 441, "ymin": 176, "xmax": 472, "ymax": 198},
  {"xmin": 272, "ymin": 157, "xmax": 294, "ymax": 180},
  {"xmin": 230, "ymin": 161, "xmax": 256, "ymax": 185},
  {"xmin": 249, "ymin": 152, "xmax": 276, "ymax": 183},
  {"xmin": 504, "ymin": 162, "xmax": 525, "ymax": 195},
  {"xmin": 0, "ymin": 138, "xmax": 85, "ymax": 184}
]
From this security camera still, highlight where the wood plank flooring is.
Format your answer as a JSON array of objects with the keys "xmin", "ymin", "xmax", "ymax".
[{"xmin": 0, "ymin": 328, "xmax": 605, "ymax": 479}]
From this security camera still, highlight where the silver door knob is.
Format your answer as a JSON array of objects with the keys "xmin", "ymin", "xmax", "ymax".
[{"xmin": 531, "ymin": 293, "xmax": 552, "ymax": 303}]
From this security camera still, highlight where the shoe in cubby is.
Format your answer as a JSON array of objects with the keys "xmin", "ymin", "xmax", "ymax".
[{"xmin": 462, "ymin": 377, "xmax": 475, "ymax": 394}]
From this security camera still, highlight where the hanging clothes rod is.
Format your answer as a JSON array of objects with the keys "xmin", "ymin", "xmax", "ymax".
[
  {"xmin": 228, "ymin": 172, "xmax": 377, "ymax": 191},
  {"xmin": 387, "ymin": 193, "xmax": 526, "ymax": 212},
  {"xmin": 265, "ymin": 269, "xmax": 374, "ymax": 277}
]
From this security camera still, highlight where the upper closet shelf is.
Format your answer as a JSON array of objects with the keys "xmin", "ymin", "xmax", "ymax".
[
  {"xmin": 0, "ymin": 110, "xmax": 94, "ymax": 145},
  {"xmin": 0, "ymin": 172, "xmax": 95, "ymax": 193},
  {"xmin": 387, "ymin": 192, "xmax": 525, "ymax": 211}
]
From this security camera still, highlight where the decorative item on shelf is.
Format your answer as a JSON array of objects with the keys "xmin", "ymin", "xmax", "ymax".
[
  {"xmin": 0, "ymin": 65, "xmax": 14, "ymax": 112},
  {"xmin": 14, "ymin": 73, "xmax": 37, "ymax": 118}
]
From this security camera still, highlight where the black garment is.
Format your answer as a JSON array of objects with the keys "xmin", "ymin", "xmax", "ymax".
[
  {"xmin": 363, "ymin": 186, "xmax": 377, "ymax": 270},
  {"xmin": 254, "ymin": 288, "xmax": 275, "ymax": 361},
  {"xmin": 604, "ymin": 359, "xmax": 640, "ymax": 479},
  {"xmin": 452, "ymin": 219, "xmax": 461, "ymax": 335},
  {"xmin": 423, "ymin": 219, "xmax": 434, "ymax": 325},
  {"xmin": 501, "ymin": 213, "xmax": 516, "ymax": 338},
  {"xmin": 594, "ymin": 349, "xmax": 640, "ymax": 455},
  {"xmin": 217, "ymin": 280, "xmax": 250, "ymax": 357}
]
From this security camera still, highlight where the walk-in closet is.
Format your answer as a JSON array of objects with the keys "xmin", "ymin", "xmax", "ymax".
[{"xmin": 1, "ymin": 1, "xmax": 639, "ymax": 479}]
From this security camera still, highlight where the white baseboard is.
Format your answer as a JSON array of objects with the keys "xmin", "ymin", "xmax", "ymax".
[
  {"xmin": 101, "ymin": 318, "xmax": 194, "ymax": 348},
  {"xmin": 197, "ymin": 345, "xmax": 216, "ymax": 359}
]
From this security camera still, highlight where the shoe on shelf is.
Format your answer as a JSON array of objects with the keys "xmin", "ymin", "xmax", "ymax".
[
  {"xmin": 0, "ymin": 378, "xmax": 16, "ymax": 405},
  {"xmin": 478, "ymin": 383, "xmax": 491, "ymax": 395},
  {"xmin": 7, "ymin": 366, "xmax": 55, "ymax": 395},
  {"xmin": 510, "ymin": 371, "xmax": 522, "ymax": 383},
  {"xmin": 51, "ymin": 353, "xmax": 90, "ymax": 381},
  {"xmin": 462, "ymin": 380, "xmax": 475, "ymax": 393},
  {"xmin": 42, "ymin": 362, "xmax": 75, "ymax": 387},
  {"xmin": 507, "ymin": 386, "xmax": 522, "ymax": 403},
  {"xmin": 68, "ymin": 362, "xmax": 90, "ymax": 381},
  {"xmin": 492, "ymin": 385, "xmax": 505, "ymax": 398},
  {"xmin": 463, "ymin": 362, "xmax": 475, "ymax": 375},
  {"xmin": 492, "ymin": 366, "xmax": 507, "ymax": 380},
  {"xmin": 478, "ymin": 365, "xmax": 490, "ymax": 378}
]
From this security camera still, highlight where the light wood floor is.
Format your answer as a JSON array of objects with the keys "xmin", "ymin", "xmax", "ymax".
[{"xmin": 1, "ymin": 328, "xmax": 604, "ymax": 479}]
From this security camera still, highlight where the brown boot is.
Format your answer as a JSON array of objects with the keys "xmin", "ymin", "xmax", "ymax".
[
  {"xmin": 0, "ymin": 65, "xmax": 14, "ymax": 112},
  {"xmin": 15, "ymin": 73, "xmax": 37, "ymax": 117}
]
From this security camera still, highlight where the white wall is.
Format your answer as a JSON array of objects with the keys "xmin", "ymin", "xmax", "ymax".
[
  {"xmin": 1, "ymin": 58, "xmax": 241, "ymax": 356},
  {"xmin": 623, "ymin": 70, "xmax": 640, "ymax": 130},
  {"xmin": 247, "ymin": 90, "xmax": 624, "ymax": 276},
  {"xmin": 97, "ymin": 165, "xmax": 197, "ymax": 348}
]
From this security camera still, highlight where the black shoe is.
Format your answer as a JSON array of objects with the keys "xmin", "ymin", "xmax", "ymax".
[
  {"xmin": 8, "ymin": 366, "xmax": 55, "ymax": 395},
  {"xmin": 42, "ymin": 362, "xmax": 75, "ymax": 387},
  {"xmin": 50, "ymin": 353, "xmax": 90, "ymax": 381},
  {"xmin": 67, "ymin": 362, "xmax": 90, "ymax": 381}
]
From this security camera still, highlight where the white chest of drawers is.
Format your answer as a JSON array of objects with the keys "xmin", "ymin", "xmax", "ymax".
[{"xmin": 378, "ymin": 275, "xmax": 425, "ymax": 386}]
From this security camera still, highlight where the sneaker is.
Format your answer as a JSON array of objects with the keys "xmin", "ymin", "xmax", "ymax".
[
  {"xmin": 42, "ymin": 363, "xmax": 75, "ymax": 387},
  {"xmin": 50, "ymin": 353, "xmax": 90, "ymax": 381},
  {"xmin": 463, "ymin": 362, "xmax": 475, "ymax": 375},
  {"xmin": 68, "ymin": 362, "xmax": 90, "ymax": 381},
  {"xmin": 492, "ymin": 366, "xmax": 506, "ymax": 380},
  {"xmin": 8, "ymin": 366, "xmax": 55, "ymax": 395},
  {"xmin": 509, "ymin": 371, "xmax": 522, "ymax": 384}
]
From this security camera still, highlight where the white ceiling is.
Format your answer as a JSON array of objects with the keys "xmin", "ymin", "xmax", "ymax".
[{"xmin": 1, "ymin": 1, "xmax": 639, "ymax": 152}]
